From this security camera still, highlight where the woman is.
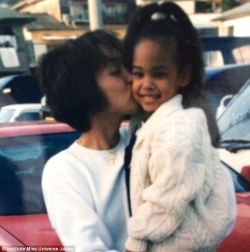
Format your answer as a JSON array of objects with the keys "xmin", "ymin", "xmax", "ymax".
[{"xmin": 39, "ymin": 30, "xmax": 138, "ymax": 252}]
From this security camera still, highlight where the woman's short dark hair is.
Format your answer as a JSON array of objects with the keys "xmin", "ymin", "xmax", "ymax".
[
  {"xmin": 38, "ymin": 29, "xmax": 122, "ymax": 132},
  {"xmin": 122, "ymin": 2, "xmax": 220, "ymax": 146}
]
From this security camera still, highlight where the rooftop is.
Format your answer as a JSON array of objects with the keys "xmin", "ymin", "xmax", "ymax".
[
  {"xmin": 0, "ymin": 6, "xmax": 35, "ymax": 24},
  {"xmin": 213, "ymin": 2, "xmax": 250, "ymax": 21},
  {"xmin": 25, "ymin": 13, "xmax": 76, "ymax": 31}
]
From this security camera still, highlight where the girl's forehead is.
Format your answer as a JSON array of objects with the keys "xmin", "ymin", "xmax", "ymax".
[
  {"xmin": 136, "ymin": 39, "xmax": 175, "ymax": 56},
  {"xmin": 134, "ymin": 39, "xmax": 177, "ymax": 66},
  {"xmin": 138, "ymin": 37, "xmax": 175, "ymax": 49},
  {"xmin": 139, "ymin": 37, "xmax": 178, "ymax": 56}
]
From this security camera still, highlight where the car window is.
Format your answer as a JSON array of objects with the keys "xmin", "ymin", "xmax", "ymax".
[
  {"xmin": 15, "ymin": 112, "xmax": 42, "ymax": 122},
  {"xmin": 0, "ymin": 108, "xmax": 15, "ymax": 122},
  {"xmin": 0, "ymin": 131, "xmax": 80, "ymax": 216},
  {"xmin": 201, "ymin": 36, "xmax": 250, "ymax": 66},
  {"xmin": 233, "ymin": 45, "xmax": 250, "ymax": 64},
  {"xmin": 203, "ymin": 50, "xmax": 224, "ymax": 67}
]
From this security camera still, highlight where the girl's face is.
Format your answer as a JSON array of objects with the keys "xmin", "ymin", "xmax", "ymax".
[
  {"xmin": 132, "ymin": 39, "xmax": 191, "ymax": 113},
  {"xmin": 97, "ymin": 57, "xmax": 139, "ymax": 116}
]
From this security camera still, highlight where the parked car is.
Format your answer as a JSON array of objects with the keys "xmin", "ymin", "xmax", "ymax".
[
  {"xmin": 217, "ymin": 163, "xmax": 250, "ymax": 252},
  {"xmin": 0, "ymin": 121, "xmax": 79, "ymax": 247},
  {"xmin": 0, "ymin": 104, "xmax": 43, "ymax": 123},
  {"xmin": 0, "ymin": 121, "xmax": 249, "ymax": 251},
  {"xmin": 201, "ymin": 36, "xmax": 250, "ymax": 67},
  {"xmin": 204, "ymin": 63, "xmax": 250, "ymax": 115},
  {"xmin": 201, "ymin": 36, "xmax": 250, "ymax": 116},
  {"xmin": 0, "ymin": 74, "xmax": 43, "ymax": 107},
  {"xmin": 217, "ymin": 77, "xmax": 250, "ymax": 182}
]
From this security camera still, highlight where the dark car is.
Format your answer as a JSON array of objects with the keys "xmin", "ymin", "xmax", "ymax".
[
  {"xmin": 201, "ymin": 36, "xmax": 250, "ymax": 66},
  {"xmin": 0, "ymin": 74, "xmax": 43, "ymax": 107}
]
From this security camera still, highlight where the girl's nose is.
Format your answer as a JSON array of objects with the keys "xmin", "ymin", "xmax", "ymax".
[{"xmin": 142, "ymin": 76, "xmax": 155, "ymax": 90}]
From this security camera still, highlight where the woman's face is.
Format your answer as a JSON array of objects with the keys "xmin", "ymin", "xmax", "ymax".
[
  {"xmin": 132, "ymin": 39, "xmax": 191, "ymax": 113},
  {"xmin": 97, "ymin": 55, "xmax": 139, "ymax": 117}
]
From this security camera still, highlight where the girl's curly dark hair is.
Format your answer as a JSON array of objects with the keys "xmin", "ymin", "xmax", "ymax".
[{"xmin": 123, "ymin": 2, "xmax": 220, "ymax": 146}]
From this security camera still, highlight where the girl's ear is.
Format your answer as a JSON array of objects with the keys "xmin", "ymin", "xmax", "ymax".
[{"xmin": 179, "ymin": 64, "xmax": 192, "ymax": 87}]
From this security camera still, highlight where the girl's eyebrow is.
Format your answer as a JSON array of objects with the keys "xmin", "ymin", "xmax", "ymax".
[
  {"xmin": 132, "ymin": 65, "xmax": 168, "ymax": 70},
  {"xmin": 132, "ymin": 65, "xmax": 141, "ymax": 69},
  {"xmin": 153, "ymin": 66, "xmax": 168, "ymax": 70}
]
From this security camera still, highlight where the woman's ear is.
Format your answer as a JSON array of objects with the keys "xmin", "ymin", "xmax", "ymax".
[{"xmin": 179, "ymin": 64, "xmax": 192, "ymax": 87}]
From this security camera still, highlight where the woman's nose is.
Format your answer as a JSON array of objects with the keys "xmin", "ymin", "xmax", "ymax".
[{"xmin": 124, "ymin": 68, "xmax": 133, "ymax": 84}]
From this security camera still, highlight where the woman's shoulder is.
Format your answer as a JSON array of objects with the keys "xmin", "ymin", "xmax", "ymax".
[
  {"xmin": 43, "ymin": 142, "xmax": 80, "ymax": 175},
  {"xmin": 45, "ymin": 147, "xmax": 71, "ymax": 165}
]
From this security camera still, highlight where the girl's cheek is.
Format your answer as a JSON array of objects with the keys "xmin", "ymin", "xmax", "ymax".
[{"xmin": 131, "ymin": 83, "xmax": 137, "ymax": 97}]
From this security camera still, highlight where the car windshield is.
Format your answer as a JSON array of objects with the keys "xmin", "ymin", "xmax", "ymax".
[
  {"xmin": 218, "ymin": 78, "xmax": 250, "ymax": 145},
  {"xmin": 0, "ymin": 131, "xmax": 80, "ymax": 216},
  {"xmin": 0, "ymin": 108, "xmax": 15, "ymax": 123}
]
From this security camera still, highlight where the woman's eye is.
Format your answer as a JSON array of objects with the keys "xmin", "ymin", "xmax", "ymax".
[{"xmin": 110, "ymin": 67, "xmax": 121, "ymax": 76}]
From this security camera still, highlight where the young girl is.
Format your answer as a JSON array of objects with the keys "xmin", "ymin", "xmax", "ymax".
[{"xmin": 123, "ymin": 2, "xmax": 236, "ymax": 252}]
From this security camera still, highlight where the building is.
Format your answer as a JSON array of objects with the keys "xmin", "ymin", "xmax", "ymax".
[
  {"xmin": 0, "ymin": 6, "xmax": 34, "ymax": 77},
  {"xmin": 12, "ymin": 0, "xmax": 249, "ymax": 67},
  {"xmin": 11, "ymin": 0, "xmax": 137, "ymax": 65},
  {"xmin": 23, "ymin": 12, "xmax": 84, "ymax": 65},
  {"xmin": 136, "ymin": 0, "xmax": 223, "ymax": 13},
  {"xmin": 12, "ymin": 0, "xmax": 136, "ymax": 25},
  {"xmin": 213, "ymin": 1, "xmax": 250, "ymax": 36},
  {"xmin": 134, "ymin": 1, "xmax": 222, "ymax": 35}
]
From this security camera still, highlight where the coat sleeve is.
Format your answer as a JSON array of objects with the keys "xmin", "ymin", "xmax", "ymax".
[{"xmin": 126, "ymin": 113, "xmax": 207, "ymax": 248}]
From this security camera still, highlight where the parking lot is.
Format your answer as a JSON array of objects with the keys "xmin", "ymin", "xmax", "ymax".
[{"xmin": 0, "ymin": 35, "xmax": 250, "ymax": 251}]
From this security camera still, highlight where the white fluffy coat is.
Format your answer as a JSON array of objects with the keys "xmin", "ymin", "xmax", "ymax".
[{"xmin": 126, "ymin": 95, "xmax": 236, "ymax": 252}]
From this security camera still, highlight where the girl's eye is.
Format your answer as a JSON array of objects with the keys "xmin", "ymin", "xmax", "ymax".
[
  {"xmin": 153, "ymin": 71, "xmax": 168, "ymax": 78},
  {"xmin": 132, "ymin": 71, "xmax": 143, "ymax": 79}
]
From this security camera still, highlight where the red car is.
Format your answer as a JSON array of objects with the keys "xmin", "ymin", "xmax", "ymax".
[
  {"xmin": 0, "ymin": 121, "xmax": 249, "ymax": 251},
  {"xmin": 0, "ymin": 121, "xmax": 78, "ymax": 248},
  {"xmin": 218, "ymin": 181, "xmax": 250, "ymax": 251}
]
